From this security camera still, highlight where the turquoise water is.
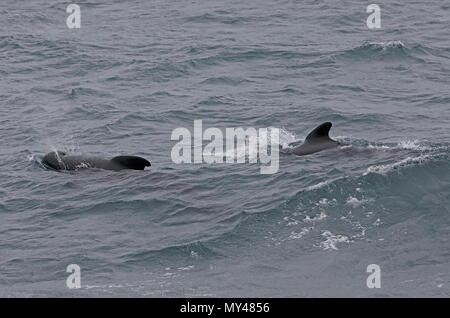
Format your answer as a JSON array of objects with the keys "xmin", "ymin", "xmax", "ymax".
[{"xmin": 0, "ymin": 0, "xmax": 449, "ymax": 297}]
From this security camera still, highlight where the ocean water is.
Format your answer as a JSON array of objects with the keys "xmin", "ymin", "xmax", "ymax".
[{"xmin": 1, "ymin": 0, "xmax": 449, "ymax": 297}]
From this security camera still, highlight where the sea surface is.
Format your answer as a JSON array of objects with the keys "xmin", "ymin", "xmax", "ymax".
[{"xmin": 1, "ymin": 0, "xmax": 449, "ymax": 297}]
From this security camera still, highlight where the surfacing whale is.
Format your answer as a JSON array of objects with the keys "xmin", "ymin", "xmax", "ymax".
[
  {"xmin": 42, "ymin": 151, "xmax": 151, "ymax": 171},
  {"xmin": 286, "ymin": 122, "xmax": 341, "ymax": 156}
]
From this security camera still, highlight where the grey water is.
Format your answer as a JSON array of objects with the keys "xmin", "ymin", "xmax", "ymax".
[{"xmin": 0, "ymin": 0, "xmax": 449, "ymax": 297}]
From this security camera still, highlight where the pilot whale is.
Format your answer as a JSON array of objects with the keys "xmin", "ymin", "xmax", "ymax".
[
  {"xmin": 284, "ymin": 122, "xmax": 341, "ymax": 156},
  {"xmin": 42, "ymin": 151, "xmax": 151, "ymax": 171}
]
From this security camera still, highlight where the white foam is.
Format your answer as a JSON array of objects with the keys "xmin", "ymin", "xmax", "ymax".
[
  {"xmin": 346, "ymin": 196, "xmax": 371, "ymax": 207},
  {"xmin": 368, "ymin": 139, "xmax": 430, "ymax": 151},
  {"xmin": 307, "ymin": 180, "xmax": 330, "ymax": 190},
  {"xmin": 288, "ymin": 227, "xmax": 311, "ymax": 240},
  {"xmin": 367, "ymin": 144, "xmax": 391, "ymax": 150},
  {"xmin": 398, "ymin": 139, "xmax": 431, "ymax": 151},
  {"xmin": 283, "ymin": 216, "xmax": 300, "ymax": 226},
  {"xmin": 368, "ymin": 40, "xmax": 405, "ymax": 49},
  {"xmin": 364, "ymin": 154, "xmax": 432, "ymax": 175},
  {"xmin": 319, "ymin": 231, "xmax": 349, "ymax": 250},
  {"xmin": 219, "ymin": 126, "xmax": 282, "ymax": 160},
  {"xmin": 373, "ymin": 218, "xmax": 382, "ymax": 226},
  {"xmin": 75, "ymin": 162, "xmax": 91, "ymax": 169},
  {"xmin": 304, "ymin": 211, "xmax": 327, "ymax": 223},
  {"xmin": 279, "ymin": 127, "xmax": 299, "ymax": 149}
]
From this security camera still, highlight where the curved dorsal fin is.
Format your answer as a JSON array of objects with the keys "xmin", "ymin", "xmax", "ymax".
[
  {"xmin": 305, "ymin": 122, "xmax": 333, "ymax": 143},
  {"xmin": 111, "ymin": 156, "xmax": 151, "ymax": 170}
]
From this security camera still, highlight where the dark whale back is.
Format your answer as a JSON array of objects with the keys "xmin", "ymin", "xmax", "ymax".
[
  {"xmin": 290, "ymin": 122, "xmax": 339, "ymax": 156},
  {"xmin": 110, "ymin": 156, "xmax": 151, "ymax": 170},
  {"xmin": 42, "ymin": 151, "xmax": 67, "ymax": 170},
  {"xmin": 304, "ymin": 122, "xmax": 334, "ymax": 144},
  {"xmin": 42, "ymin": 151, "xmax": 150, "ymax": 171}
]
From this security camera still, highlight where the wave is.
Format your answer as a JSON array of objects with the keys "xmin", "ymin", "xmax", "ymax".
[
  {"xmin": 281, "ymin": 131, "xmax": 440, "ymax": 153},
  {"xmin": 333, "ymin": 41, "xmax": 429, "ymax": 63},
  {"xmin": 230, "ymin": 134, "xmax": 450, "ymax": 251},
  {"xmin": 200, "ymin": 76, "xmax": 255, "ymax": 86},
  {"xmin": 274, "ymin": 153, "xmax": 449, "ymax": 250},
  {"xmin": 362, "ymin": 153, "xmax": 447, "ymax": 176}
]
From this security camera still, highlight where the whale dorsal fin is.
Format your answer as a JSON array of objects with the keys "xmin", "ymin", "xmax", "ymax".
[
  {"xmin": 305, "ymin": 122, "xmax": 333, "ymax": 143},
  {"xmin": 111, "ymin": 156, "xmax": 151, "ymax": 170}
]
